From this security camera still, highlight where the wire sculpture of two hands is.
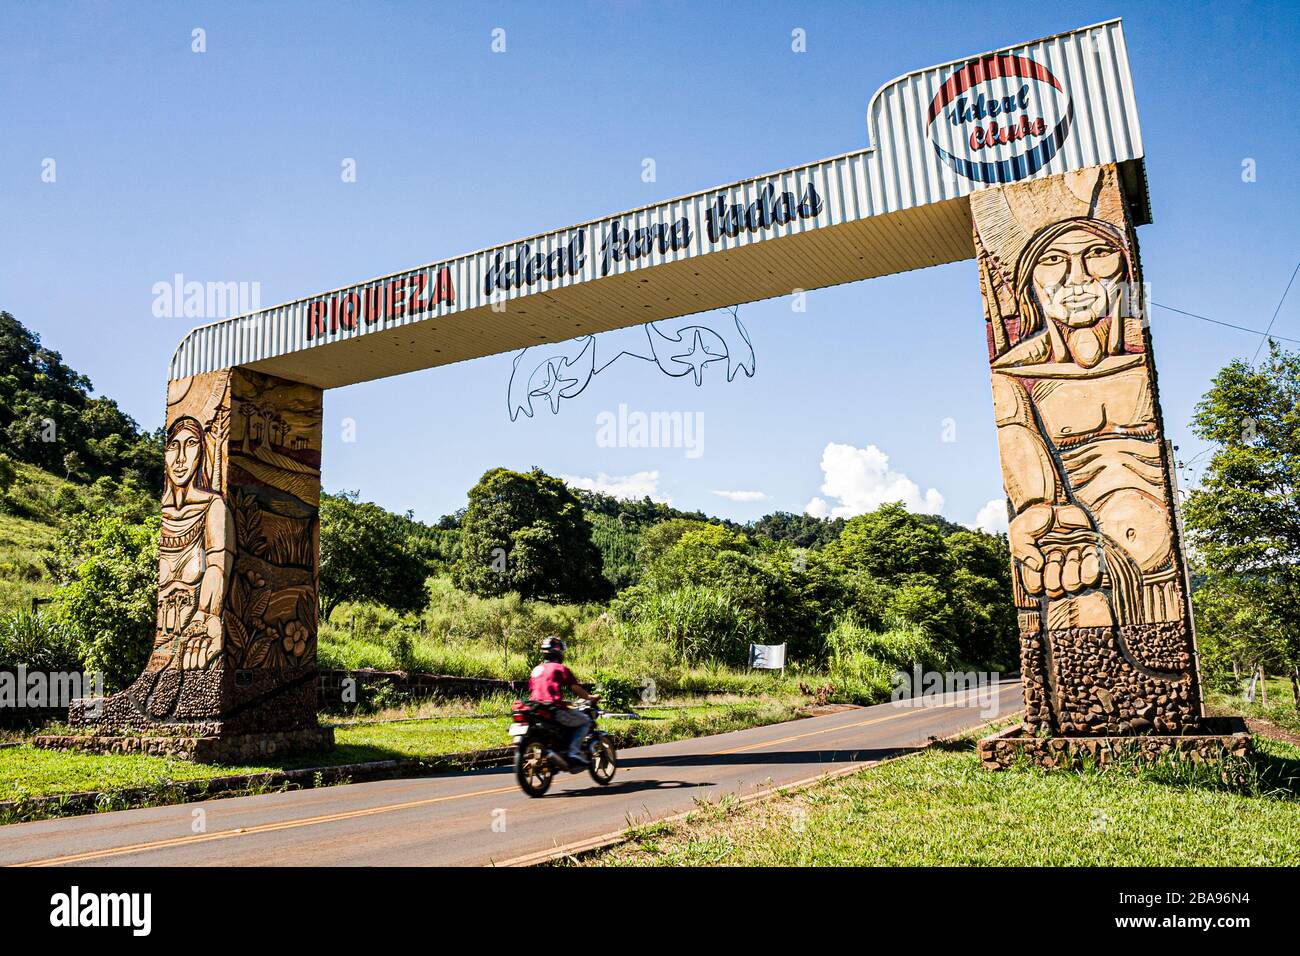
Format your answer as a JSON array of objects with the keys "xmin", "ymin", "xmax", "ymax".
[{"xmin": 508, "ymin": 307, "xmax": 755, "ymax": 420}]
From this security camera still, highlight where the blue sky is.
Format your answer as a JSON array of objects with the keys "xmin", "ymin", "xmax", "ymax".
[{"xmin": 3, "ymin": 1, "xmax": 1298, "ymax": 527}]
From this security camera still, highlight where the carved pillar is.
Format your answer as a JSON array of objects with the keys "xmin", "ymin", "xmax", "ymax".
[
  {"xmin": 971, "ymin": 163, "xmax": 1203, "ymax": 736},
  {"xmin": 73, "ymin": 367, "xmax": 332, "ymax": 754}
]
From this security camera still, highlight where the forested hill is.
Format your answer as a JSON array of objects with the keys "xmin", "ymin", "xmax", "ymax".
[{"xmin": 0, "ymin": 311, "xmax": 162, "ymax": 487}]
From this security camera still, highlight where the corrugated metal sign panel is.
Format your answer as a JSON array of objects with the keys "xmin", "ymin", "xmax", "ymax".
[
  {"xmin": 868, "ymin": 17, "xmax": 1142, "ymax": 212},
  {"xmin": 170, "ymin": 18, "xmax": 1145, "ymax": 386}
]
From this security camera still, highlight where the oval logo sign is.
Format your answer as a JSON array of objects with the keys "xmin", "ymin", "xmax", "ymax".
[{"xmin": 926, "ymin": 53, "xmax": 1073, "ymax": 184}]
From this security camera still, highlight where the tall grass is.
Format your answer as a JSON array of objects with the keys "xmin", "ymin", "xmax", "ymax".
[
  {"xmin": 0, "ymin": 608, "xmax": 83, "ymax": 671},
  {"xmin": 615, "ymin": 585, "xmax": 754, "ymax": 666},
  {"xmin": 317, "ymin": 579, "xmax": 801, "ymax": 699},
  {"xmin": 815, "ymin": 614, "xmax": 955, "ymax": 705},
  {"xmin": 826, "ymin": 614, "xmax": 952, "ymax": 672},
  {"xmin": 1208, "ymin": 679, "xmax": 1300, "ymax": 736}
]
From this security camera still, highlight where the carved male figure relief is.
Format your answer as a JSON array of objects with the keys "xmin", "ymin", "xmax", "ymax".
[
  {"xmin": 991, "ymin": 216, "xmax": 1179, "ymax": 630},
  {"xmin": 973, "ymin": 165, "xmax": 1202, "ymax": 735}
]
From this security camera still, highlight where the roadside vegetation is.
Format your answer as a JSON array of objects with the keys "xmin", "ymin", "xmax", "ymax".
[
  {"xmin": 1185, "ymin": 343, "xmax": 1300, "ymax": 712},
  {"xmin": 0, "ymin": 695, "xmax": 802, "ymax": 818},
  {"xmin": 570, "ymin": 730, "xmax": 1300, "ymax": 867},
  {"xmin": 311, "ymin": 477, "xmax": 1019, "ymax": 704},
  {"xmin": 1, "ymin": 308, "xmax": 1298, "ymax": 862},
  {"xmin": 1208, "ymin": 678, "xmax": 1300, "ymax": 739},
  {"xmin": 2, "ymin": 308, "xmax": 1023, "ymax": 703}
]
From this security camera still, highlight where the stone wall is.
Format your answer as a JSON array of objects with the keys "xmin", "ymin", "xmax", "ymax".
[
  {"xmin": 1020, "ymin": 625, "xmax": 1199, "ymax": 735},
  {"xmin": 978, "ymin": 720, "xmax": 1249, "ymax": 772},
  {"xmin": 34, "ymin": 727, "xmax": 335, "ymax": 763},
  {"xmin": 0, "ymin": 668, "xmax": 71, "ymax": 727}
]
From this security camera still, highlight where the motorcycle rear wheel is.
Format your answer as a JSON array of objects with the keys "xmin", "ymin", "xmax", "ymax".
[{"xmin": 515, "ymin": 739, "xmax": 553, "ymax": 797}]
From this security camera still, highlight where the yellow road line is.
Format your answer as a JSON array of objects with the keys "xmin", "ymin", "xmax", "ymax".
[
  {"xmin": 712, "ymin": 685, "xmax": 1014, "ymax": 756},
  {"xmin": 715, "ymin": 709, "xmax": 912, "ymax": 754},
  {"xmin": 12, "ymin": 784, "xmax": 518, "ymax": 867},
  {"xmin": 14, "ymin": 688, "xmax": 1014, "ymax": 867}
]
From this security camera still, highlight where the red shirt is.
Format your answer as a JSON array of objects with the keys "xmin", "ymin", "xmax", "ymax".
[{"xmin": 528, "ymin": 662, "xmax": 577, "ymax": 704}]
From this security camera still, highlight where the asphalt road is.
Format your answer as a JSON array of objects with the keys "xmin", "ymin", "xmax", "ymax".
[{"xmin": 0, "ymin": 682, "xmax": 1020, "ymax": 867}]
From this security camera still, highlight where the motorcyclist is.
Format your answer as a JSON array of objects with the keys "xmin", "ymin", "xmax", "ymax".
[{"xmin": 528, "ymin": 636, "xmax": 598, "ymax": 766}]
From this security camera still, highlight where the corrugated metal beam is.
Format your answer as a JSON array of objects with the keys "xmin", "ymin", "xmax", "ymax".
[{"xmin": 171, "ymin": 18, "xmax": 1146, "ymax": 389}]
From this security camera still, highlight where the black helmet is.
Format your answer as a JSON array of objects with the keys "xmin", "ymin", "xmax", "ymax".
[{"xmin": 540, "ymin": 636, "xmax": 566, "ymax": 662}]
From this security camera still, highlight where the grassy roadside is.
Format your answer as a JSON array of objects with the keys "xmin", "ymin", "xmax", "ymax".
[
  {"xmin": 0, "ymin": 461, "xmax": 142, "ymax": 611},
  {"xmin": 0, "ymin": 503, "xmax": 60, "ymax": 611},
  {"xmin": 566, "ymin": 726, "xmax": 1300, "ymax": 867},
  {"xmin": 1207, "ymin": 680, "xmax": 1300, "ymax": 740},
  {"xmin": 0, "ymin": 695, "xmax": 804, "ymax": 816}
]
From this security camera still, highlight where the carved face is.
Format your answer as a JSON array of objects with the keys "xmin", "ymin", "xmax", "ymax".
[
  {"xmin": 166, "ymin": 422, "xmax": 203, "ymax": 489},
  {"xmin": 1031, "ymin": 228, "xmax": 1126, "ymax": 329}
]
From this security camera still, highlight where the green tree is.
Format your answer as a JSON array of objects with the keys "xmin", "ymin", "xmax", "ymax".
[
  {"xmin": 0, "ymin": 452, "xmax": 16, "ymax": 502},
  {"xmin": 641, "ymin": 524, "xmax": 751, "ymax": 586},
  {"xmin": 944, "ymin": 530, "xmax": 1017, "ymax": 669},
  {"xmin": 452, "ymin": 468, "xmax": 608, "ymax": 603},
  {"xmin": 633, "ymin": 517, "xmax": 715, "ymax": 567},
  {"xmin": 749, "ymin": 511, "xmax": 845, "ymax": 549},
  {"xmin": 620, "ymin": 525, "xmax": 829, "ymax": 665},
  {"xmin": 587, "ymin": 511, "xmax": 640, "ymax": 591},
  {"xmin": 422, "ymin": 526, "xmax": 461, "ymax": 577},
  {"xmin": 62, "ymin": 450, "xmax": 84, "ymax": 481},
  {"xmin": 886, "ymin": 577, "xmax": 956, "ymax": 644},
  {"xmin": 822, "ymin": 504, "xmax": 1015, "ymax": 664},
  {"xmin": 1192, "ymin": 572, "xmax": 1288, "ymax": 696},
  {"xmin": 49, "ymin": 513, "xmax": 160, "ymax": 691},
  {"xmin": 0, "ymin": 311, "xmax": 163, "ymax": 487},
  {"xmin": 824, "ymin": 503, "xmax": 955, "ymax": 644},
  {"xmin": 1184, "ymin": 343, "xmax": 1300, "ymax": 705},
  {"xmin": 572, "ymin": 488, "xmax": 722, "ymax": 530},
  {"xmin": 826, "ymin": 503, "xmax": 953, "ymax": 583},
  {"xmin": 318, "ymin": 490, "xmax": 435, "ymax": 621}
]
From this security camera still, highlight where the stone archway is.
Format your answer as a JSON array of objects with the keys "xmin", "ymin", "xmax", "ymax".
[{"xmin": 62, "ymin": 20, "xmax": 1212, "ymax": 762}]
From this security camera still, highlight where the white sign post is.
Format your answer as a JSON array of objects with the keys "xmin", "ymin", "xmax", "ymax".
[{"xmin": 750, "ymin": 643, "xmax": 787, "ymax": 677}]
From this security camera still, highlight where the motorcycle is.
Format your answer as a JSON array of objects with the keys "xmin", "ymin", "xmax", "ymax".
[{"xmin": 509, "ymin": 697, "xmax": 617, "ymax": 797}]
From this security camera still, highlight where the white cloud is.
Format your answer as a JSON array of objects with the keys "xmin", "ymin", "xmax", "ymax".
[
  {"xmin": 803, "ymin": 442, "xmax": 944, "ymax": 519},
  {"xmin": 972, "ymin": 497, "xmax": 1009, "ymax": 534},
  {"xmin": 560, "ymin": 470, "xmax": 669, "ymax": 503},
  {"xmin": 711, "ymin": 490, "xmax": 769, "ymax": 503}
]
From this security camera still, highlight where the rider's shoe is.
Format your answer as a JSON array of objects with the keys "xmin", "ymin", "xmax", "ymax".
[{"xmin": 566, "ymin": 752, "xmax": 590, "ymax": 768}]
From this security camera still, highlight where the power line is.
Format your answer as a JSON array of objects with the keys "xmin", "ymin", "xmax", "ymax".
[
  {"xmin": 1251, "ymin": 258, "xmax": 1300, "ymax": 362},
  {"xmin": 1150, "ymin": 301, "xmax": 1300, "ymax": 346}
]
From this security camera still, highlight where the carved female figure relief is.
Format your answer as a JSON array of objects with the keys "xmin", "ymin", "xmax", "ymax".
[{"xmin": 156, "ymin": 414, "xmax": 235, "ymax": 670}]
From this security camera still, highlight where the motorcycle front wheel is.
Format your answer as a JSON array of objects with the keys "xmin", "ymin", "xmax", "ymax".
[
  {"xmin": 587, "ymin": 735, "xmax": 617, "ymax": 785},
  {"xmin": 515, "ymin": 739, "xmax": 553, "ymax": 797}
]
